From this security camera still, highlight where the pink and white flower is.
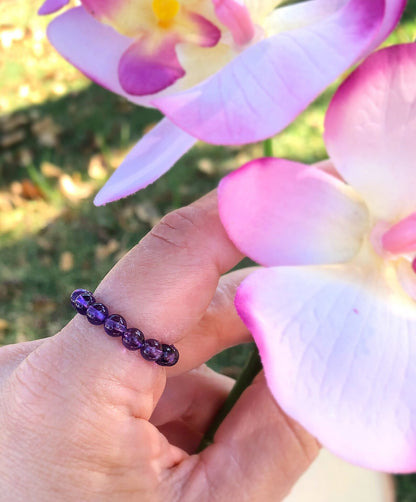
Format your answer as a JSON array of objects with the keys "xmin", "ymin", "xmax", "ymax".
[
  {"xmin": 39, "ymin": 0, "xmax": 405, "ymax": 204},
  {"xmin": 218, "ymin": 43, "xmax": 416, "ymax": 472}
]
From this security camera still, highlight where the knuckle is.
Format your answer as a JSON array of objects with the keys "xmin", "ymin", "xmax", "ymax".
[
  {"xmin": 10, "ymin": 351, "xmax": 60, "ymax": 413},
  {"xmin": 147, "ymin": 205, "xmax": 205, "ymax": 252}
]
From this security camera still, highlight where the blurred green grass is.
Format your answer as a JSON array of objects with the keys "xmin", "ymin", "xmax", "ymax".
[{"xmin": 1, "ymin": 1, "xmax": 416, "ymax": 498}]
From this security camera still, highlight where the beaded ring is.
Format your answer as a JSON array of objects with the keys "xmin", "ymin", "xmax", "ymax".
[{"xmin": 70, "ymin": 289, "xmax": 179, "ymax": 366}]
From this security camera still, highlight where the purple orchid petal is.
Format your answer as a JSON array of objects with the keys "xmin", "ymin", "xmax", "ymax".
[
  {"xmin": 369, "ymin": 0, "xmax": 407, "ymax": 50},
  {"xmin": 237, "ymin": 265, "xmax": 416, "ymax": 472},
  {"xmin": 154, "ymin": 0, "xmax": 402, "ymax": 145},
  {"xmin": 47, "ymin": 7, "xmax": 153, "ymax": 106},
  {"xmin": 218, "ymin": 157, "xmax": 369, "ymax": 267},
  {"xmin": 264, "ymin": 0, "xmax": 346, "ymax": 32},
  {"xmin": 94, "ymin": 119, "xmax": 196, "ymax": 206},
  {"xmin": 38, "ymin": 0, "xmax": 69, "ymax": 15},
  {"xmin": 118, "ymin": 35, "xmax": 185, "ymax": 96},
  {"xmin": 325, "ymin": 43, "xmax": 416, "ymax": 222}
]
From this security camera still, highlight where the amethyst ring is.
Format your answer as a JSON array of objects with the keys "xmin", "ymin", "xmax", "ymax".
[{"xmin": 70, "ymin": 289, "xmax": 179, "ymax": 367}]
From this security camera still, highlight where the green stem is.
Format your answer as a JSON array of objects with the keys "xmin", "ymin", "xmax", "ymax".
[
  {"xmin": 197, "ymin": 344, "xmax": 262, "ymax": 452},
  {"xmin": 263, "ymin": 137, "xmax": 274, "ymax": 157}
]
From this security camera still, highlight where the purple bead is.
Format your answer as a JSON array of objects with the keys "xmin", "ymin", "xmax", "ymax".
[
  {"xmin": 157, "ymin": 344, "xmax": 179, "ymax": 367},
  {"xmin": 122, "ymin": 328, "xmax": 145, "ymax": 350},
  {"xmin": 141, "ymin": 339, "xmax": 163, "ymax": 362},
  {"xmin": 70, "ymin": 288, "xmax": 89, "ymax": 308},
  {"xmin": 86, "ymin": 302, "xmax": 108, "ymax": 325},
  {"xmin": 104, "ymin": 314, "xmax": 127, "ymax": 337},
  {"xmin": 74, "ymin": 291, "xmax": 96, "ymax": 315}
]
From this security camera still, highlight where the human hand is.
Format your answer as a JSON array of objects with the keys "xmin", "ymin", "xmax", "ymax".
[{"xmin": 0, "ymin": 192, "xmax": 319, "ymax": 502}]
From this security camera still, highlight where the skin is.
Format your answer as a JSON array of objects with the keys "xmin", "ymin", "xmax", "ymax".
[{"xmin": 0, "ymin": 191, "xmax": 319, "ymax": 502}]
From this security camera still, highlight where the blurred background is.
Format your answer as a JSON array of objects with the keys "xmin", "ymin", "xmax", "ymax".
[{"xmin": 1, "ymin": 1, "xmax": 416, "ymax": 498}]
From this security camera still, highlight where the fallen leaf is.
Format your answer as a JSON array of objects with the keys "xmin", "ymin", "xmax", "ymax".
[
  {"xmin": 36, "ymin": 236, "xmax": 54, "ymax": 251},
  {"xmin": 197, "ymin": 158, "xmax": 215, "ymax": 176},
  {"xmin": 31, "ymin": 116, "xmax": 61, "ymax": 147},
  {"xmin": 0, "ymin": 319, "xmax": 9, "ymax": 331},
  {"xmin": 41, "ymin": 161, "xmax": 62, "ymax": 178},
  {"xmin": 88, "ymin": 154, "xmax": 108, "ymax": 180},
  {"xmin": 0, "ymin": 113, "xmax": 29, "ymax": 132},
  {"xmin": 0, "ymin": 129, "xmax": 26, "ymax": 148},
  {"xmin": 21, "ymin": 179, "xmax": 43, "ymax": 200},
  {"xmin": 31, "ymin": 296, "xmax": 57, "ymax": 314},
  {"xmin": 18, "ymin": 148, "xmax": 34, "ymax": 166},
  {"xmin": 59, "ymin": 173, "xmax": 93, "ymax": 202},
  {"xmin": 60, "ymin": 251, "xmax": 74, "ymax": 271},
  {"xmin": 10, "ymin": 181, "xmax": 23, "ymax": 196},
  {"xmin": 95, "ymin": 239, "xmax": 120, "ymax": 261},
  {"xmin": 135, "ymin": 201, "xmax": 161, "ymax": 227}
]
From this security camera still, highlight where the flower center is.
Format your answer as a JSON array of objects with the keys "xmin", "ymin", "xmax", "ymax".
[
  {"xmin": 152, "ymin": 0, "xmax": 180, "ymax": 28},
  {"xmin": 369, "ymin": 213, "xmax": 416, "ymax": 302}
]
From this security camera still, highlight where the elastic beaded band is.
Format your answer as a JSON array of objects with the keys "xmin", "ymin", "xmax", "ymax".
[{"xmin": 70, "ymin": 289, "xmax": 179, "ymax": 367}]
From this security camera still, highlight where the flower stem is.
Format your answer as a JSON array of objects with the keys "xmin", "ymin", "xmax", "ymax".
[
  {"xmin": 197, "ymin": 343, "xmax": 262, "ymax": 452},
  {"xmin": 263, "ymin": 137, "xmax": 274, "ymax": 157}
]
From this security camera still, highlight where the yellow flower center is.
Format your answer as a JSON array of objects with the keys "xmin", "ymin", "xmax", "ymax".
[{"xmin": 152, "ymin": 0, "xmax": 180, "ymax": 28}]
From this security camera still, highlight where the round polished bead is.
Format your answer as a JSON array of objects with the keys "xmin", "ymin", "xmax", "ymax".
[
  {"xmin": 141, "ymin": 339, "xmax": 163, "ymax": 362},
  {"xmin": 104, "ymin": 314, "xmax": 127, "ymax": 337},
  {"xmin": 122, "ymin": 328, "xmax": 145, "ymax": 350},
  {"xmin": 70, "ymin": 288, "xmax": 89, "ymax": 308},
  {"xmin": 74, "ymin": 291, "xmax": 96, "ymax": 315},
  {"xmin": 86, "ymin": 302, "xmax": 108, "ymax": 325},
  {"xmin": 157, "ymin": 344, "xmax": 179, "ymax": 367}
]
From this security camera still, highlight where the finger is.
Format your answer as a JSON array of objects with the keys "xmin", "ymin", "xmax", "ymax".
[
  {"xmin": 167, "ymin": 267, "xmax": 256, "ymax": 375},
  {"xmin": 151, "ymin": 365, "xmax": 234, "ymax": 452},
  {"xmin": 0, "ymin": 339, "xmax": 44, "ymax": 381},
  {"xmin": 94, "ymin": 189, "xmax": 244, "ymax": 338},
  {"xmin": 12, "ymin": 191, "xmax": 244, "ymax": 424},
  {"xmin": 177, "ymin": 373, "xmax": 320, "ymax": 501}
]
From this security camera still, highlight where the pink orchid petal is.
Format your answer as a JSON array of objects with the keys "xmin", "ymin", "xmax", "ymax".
[
  {"xmin": 382, "ymin": 213, "xmax": 416, "ymax": 255},
  {"xmin": 94, "ymin": 119, "xmax": 196, "ymax": 206},
  {"xmin": 79, "ymin": 0, "xmax": 154, "ymax": 38},
  {"xmin": 325, "ymin": 44, "xmax": 416, "ymax": 222},
  {"xmin": 79, "ymin": 0, "xmax": 133, "ymax": 22},
  {"xmin": 237, "ymin": 265, "xmax": 416, "ymax": 472},
  {"xmin": 80, "ymin": 0, "xmax": 113, "ymax": 19},
  {"xmin": 396, "ymin": 259, "xmax": 416, "ymax": 303},
  {"xmin": 218, "ymin": 158, "xmax": 369, "ymax": 267},
  {"xmin": 183, "ymin": 12, "xmax": 221, "ymax": 48},
  {"xmin": 154, "ymin": 0, "xmax": 401, "ymax": 145},
  {"xmin": 313, "ymin": 158, "xmax": 344, "ymax": 182},
  {"xmin": 212, "ymin": 0, "xmax": 255, "ymax": 46},
  {"xmin": 38, "ymin": 0, "xmax": 69, "ymax": 15},
  {"xmin": 118, "ymin": 35, "xmax": 185, "ymax": 96}
]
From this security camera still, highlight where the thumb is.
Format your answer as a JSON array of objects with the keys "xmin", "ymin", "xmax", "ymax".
[{"xmin": 184, "ymin": 373, "xmax": 320, "ymax": 501}]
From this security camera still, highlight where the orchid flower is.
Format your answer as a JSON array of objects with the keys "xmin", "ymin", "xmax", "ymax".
[
  {"xmin": 39, "ymin": 0, "xmax": 405, "ymax": 205},
  {"xmin": 218, "ymin": 43, "xmax": 416, "ymax": 473}
]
